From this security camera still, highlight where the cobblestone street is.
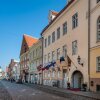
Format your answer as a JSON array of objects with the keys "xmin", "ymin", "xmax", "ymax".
[
  {"xmin": 0, "ymin": 81, "xmax": 12, "ymax": 100},
  {"xmin": 0, "ymin": 80, "xmax": 68, "ymax": 100}
]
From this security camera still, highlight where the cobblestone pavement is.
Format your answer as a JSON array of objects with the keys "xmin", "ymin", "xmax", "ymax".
[
  {"xmin": 24, "ymin": 83, "xmax": 98, "ymax": 100},
  {"xmin": 0, "ymin": 81, "xmax": 12, "ymax": 100},
  {"xmin": 0, "ymin": 80, "xmax": 68, "ymax": 100}
]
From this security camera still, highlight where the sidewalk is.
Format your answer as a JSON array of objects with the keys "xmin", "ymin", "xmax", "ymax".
[{"xmin": 24, "ymin": 83, "xmax": 100, "ymax": 100}]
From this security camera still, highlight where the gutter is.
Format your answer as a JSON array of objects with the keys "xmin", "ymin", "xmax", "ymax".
[{"xmin": 41, "ymin": 36, "xmax": 44, "ymax": 85}]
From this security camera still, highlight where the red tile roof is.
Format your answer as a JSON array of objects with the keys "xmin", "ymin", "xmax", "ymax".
[
  {"xmin": 23, "ymin": 34, "xmax": 38, "ymax": 47},
  {"xmin": 51, "ymin": 10, "xmax": 58, "ymax": 16}
]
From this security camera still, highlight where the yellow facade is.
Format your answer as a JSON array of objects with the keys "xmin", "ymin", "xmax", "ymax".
[
  {"xmin": 90, "ymin": 47, "xmax": 100, "ymax": 78},
  {"xmin": 90, "ymin": 1, "xmax": 100, "ymax": 92},
  {"xmin": 90, "ymin": 46, "xmax": 100, "ymax": 91}
]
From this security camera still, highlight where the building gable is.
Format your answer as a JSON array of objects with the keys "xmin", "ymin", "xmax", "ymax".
[
  {"xmin": 20, "ymin": 34, "xmax": 38, "ymax": 56},
  {"xmin": 20, "ymin": 35, "xmax": 29, "ymax": 56}
]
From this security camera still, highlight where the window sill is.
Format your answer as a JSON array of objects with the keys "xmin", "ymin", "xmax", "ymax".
[
  {"xmin": 63, "ymin": 33, "xmax": 67, "ymax": 36},
  {"xmin": 96, "ymin": 71, "xmax": 100, "ymax": 73},
  {"xmin": 96, "ymin": 41, "xmax": 100, "ymax": 43},
  {"xmin": 72, "ymin": 26, "xmax": 78, "ymax": 30},
  {"xmin": 72, "ymin": 54, "xmax": 77, "ymax": 56},
  {"xmin": 57, "ymin": 38, "xmax": 60, "ymax": 40}
]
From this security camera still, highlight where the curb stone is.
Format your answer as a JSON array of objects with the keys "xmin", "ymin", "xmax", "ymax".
[{"xmin": 24, "ymin": 83, "xmax": 99, "ymax": 100}]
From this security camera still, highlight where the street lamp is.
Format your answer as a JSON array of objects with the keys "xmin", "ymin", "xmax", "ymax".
[{"xmin": 77, "ymin": 55, "xmax": 83, "ymax": 66}]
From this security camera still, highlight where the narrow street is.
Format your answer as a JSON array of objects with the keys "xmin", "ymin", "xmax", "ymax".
[{"xmin": 0, "ymin": 80, "xmax": 68, "ymax": 100}]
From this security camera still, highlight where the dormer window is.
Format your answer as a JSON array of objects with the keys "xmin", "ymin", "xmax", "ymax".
[
  {"xmin": 50, "ymin": 16, "xmax": 52, "ymax": 20},
  {"xmin": 97, "ymin": 0, "xmax": 100, "ymax": 3},
  {"xmin": 48, "ymin": 10, "xmax": 58, "ymax": 23}
]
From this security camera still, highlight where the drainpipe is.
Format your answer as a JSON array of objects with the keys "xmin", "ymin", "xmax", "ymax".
[
  {"xmin": 88, "ymin": 0, "xmax": 91, "ymax": 91},
  {"xmin": 41, "ymin": 36, "xmax": 44, "ymax": 85}
]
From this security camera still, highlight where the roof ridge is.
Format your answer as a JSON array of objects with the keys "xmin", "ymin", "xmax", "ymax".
[
  {"xmin": 50, "ymin": 10, "xmax": 58, "ymax": 13},
  {"xmin": 23, "ymin": 34, "xmax": 38, "ymax": 39}
]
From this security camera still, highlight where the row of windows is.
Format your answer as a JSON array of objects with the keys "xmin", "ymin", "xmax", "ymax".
[
  {"xmin": 44, "ymin": 15, "xmax": 100, "ymax": 63},
  {"xmin": 44, "ymin": 45, "xmax": 67, "ymax": 63},
  {"xmin": 44, "ymin": 13, "xmax": 78, "ymax": 48},
  {"xmin": 44, "ymin": 41, "xmax": 78, "ymax": 63},
  {"xmin": 30, "ymin": 46, "xmax": 42, "ymax": 60},
  {"xmin": 31, "ymin": 59, "xmax": 42, "ymax": 68},
  {"xmin": 44, "ymin": 71, "xmax": 61, "ymax": 78}
]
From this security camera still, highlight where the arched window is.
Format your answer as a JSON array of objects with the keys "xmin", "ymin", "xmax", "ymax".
[{"xmin": 97, "ymin": 16, "xmax": 100, "ymax": 41}]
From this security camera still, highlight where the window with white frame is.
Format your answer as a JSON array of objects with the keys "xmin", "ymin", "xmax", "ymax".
[
  {"xmin": 48, "ymin": 53, "xmax": 51, "ymax": 62},
  {"xmin": 30, "ymin": 53, "xmax": 32, "ymax": 60},
  {"xmin": 31, "ymin": 63, "xmax": 34, "ymax": 70},
  {"xmin": 72, "ymin": 40, "xmax": 78, "ymax": 55},
  {"xmin": 48, "ymin": 35, "xmax": 51, "ymax": 46},
  {"xmin": 36, "ymin": 48, "xmax": 38, "ymax": 57},
  {"xmin": 52, "ymin": 71, "xmax": 55, "ymax": 77},
  {"xmin": 97, "ymin": 56, "xmax": 100, "ymax": 71},
  {"xmin": 31, "ymin": 52, "xmax": 33, "ymax": 59},
  {"xmin": 44, "ymin": 72, "xmax": 47, "ymax": 78},
  {"xmin": 44, "ymin": 55, "xmax": 47, "ymax": 63},
  {"xmin": 33, "ymin": 51, "xmax": 34, "ymax": 58},
  {"xmin": 36, "ymin": 61, "xmax": 37, "ymax": 67},
  {"xmin": 48, "ymin": 71, "xmax": 50, "ymax": 77},
  {"xmin": 97, "ymin": 16, "xmax": 100, "ymax": 42},
  {"xmin": 52, "ymin": 32, "xmax": 55, "ymax": 43},
  {"xmin": 63, "ymin": 22, "xmax": 67, "ymax": 35},
  {"xmin": 97, "ymin": 0, "xmax": 100, "ymax": 3},
  {"xmin": 57, "ymin": 48, "xmax": 60, "ymax": 59},
  {"xmin": 72, "ymin": 13, "xmax": 78, "ymax": 29},
  {"xmin": 44, "ymin": 38, "xmax": 47, "ymax": 48},
  {"xmin": 58, "ymin": 71, "xmax": 60, "ymax": 78},
  {"xmin": 52, "ymin": 51, "xmax": 55, "ymax": 61},
  {"xmin": 57, "ymin": 27, "xmax": 60, "ymax": 39},
  {"xmin": 25, "ymin": 56, "xmax": 26, "ymax": 60},
  {"xmin": 63, "ymin": 45, "xmax": 67, "ymax": 57},
  {"xmin": 39, "ymin": 46, "xmax": 42, "ymax": 56}
]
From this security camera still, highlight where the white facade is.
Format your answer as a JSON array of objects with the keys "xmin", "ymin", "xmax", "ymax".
[
  {"xmin": 12, "ymin": 62, "xmax": 20, "ymax": 81},
  {"xmin": 29, "ymin": 39, "xmax": 43, "ymax": 84},
  {"xmin": 0, "ymin": 67, "xmax": 2, "ymax": 78}
]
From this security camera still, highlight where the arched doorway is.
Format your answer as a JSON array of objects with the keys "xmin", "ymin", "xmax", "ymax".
[{"xmin": 72, "ymin": 71, "xmax": 83, "ymax": 89}]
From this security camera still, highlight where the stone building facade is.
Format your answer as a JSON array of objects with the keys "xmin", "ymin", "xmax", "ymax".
[
  {"xmin": 28, "ymin": 38, "xmax": 43, "ymax": 84},
  {"xmin": 41, "ymin": 0, "xmax": 89, "ymax": 90},
  {"xmin": 20, "ymin": 34, "xmax": 38, "ymax": 83}
]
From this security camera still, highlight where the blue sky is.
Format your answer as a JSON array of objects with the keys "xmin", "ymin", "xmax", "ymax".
[{"xmin": 0, "ymin": 0, "xmax": 67, "ymax": 71}]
